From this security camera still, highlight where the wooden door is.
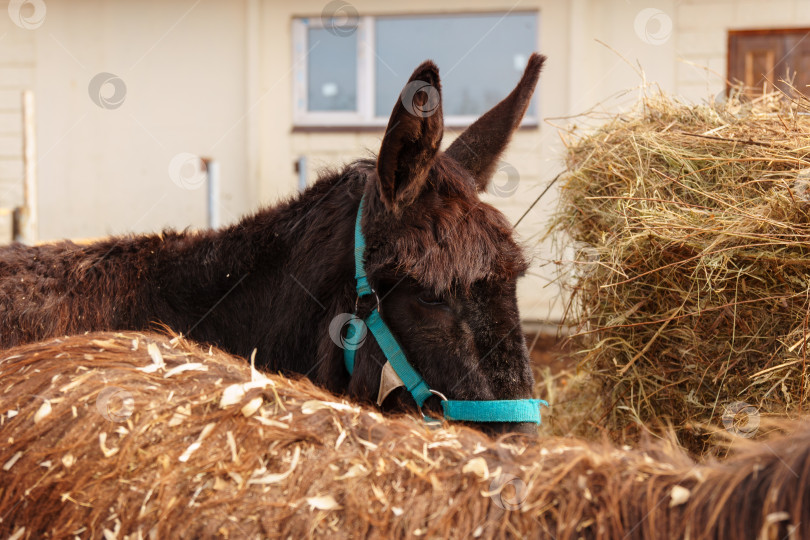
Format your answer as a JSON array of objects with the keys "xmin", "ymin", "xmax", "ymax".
[{"xmin": 728, "ymin": 28, "xmax": 810, "ymax": 96}]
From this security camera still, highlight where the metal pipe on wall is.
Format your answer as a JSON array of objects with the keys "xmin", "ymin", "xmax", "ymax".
[
  {"xmin": 203, "ymin": 157, "xmax": 220, "ymax": 229},
  {"xmin": 297, "ymin": 155, "xmax": 307, "ymax": 192},
  {"xmin": 17, "ymin": 90, "xmax": 37, "ymax": 244}
]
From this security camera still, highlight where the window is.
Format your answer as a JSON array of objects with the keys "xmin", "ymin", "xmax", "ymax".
[
  {"xmin": 728, "ymin": 28, "xmax": 810, "ymax": 97},
  {"xmin": 292, "ymin": 12, "xmax": 539, "ymax": 127}
]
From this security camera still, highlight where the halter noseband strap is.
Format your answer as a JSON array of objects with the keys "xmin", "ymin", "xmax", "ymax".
[{"xmin": 343, "ymin": 194, "xmax": 548, "ymax": 424}]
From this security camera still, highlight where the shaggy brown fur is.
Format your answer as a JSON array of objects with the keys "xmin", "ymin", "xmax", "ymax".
[
  {"xmin": 0, "ymin": 55, "xmax": 546, "ymax": 435},
  {"xmin": 1, "ymin": 332, "xmax": 808, "ymax": 539}
]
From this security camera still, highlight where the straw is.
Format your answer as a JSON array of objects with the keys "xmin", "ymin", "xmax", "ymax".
[{"xmin": 549, "ymin": 87, "xmax": 810, "ymax": 455}]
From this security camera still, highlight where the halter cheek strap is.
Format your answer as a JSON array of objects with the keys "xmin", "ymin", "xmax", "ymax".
[{"xmin": 343, "ymin": 194, "xmax": 548, "ymax": 424}]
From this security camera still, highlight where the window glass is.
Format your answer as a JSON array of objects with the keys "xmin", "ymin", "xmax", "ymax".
[
  {"xmin": 307, "ymin": 27, "xmax": 357, "ymax": 111},
  {"xmin": 374, "ymin": 13, "xmax": 537, "ymax": 117}
]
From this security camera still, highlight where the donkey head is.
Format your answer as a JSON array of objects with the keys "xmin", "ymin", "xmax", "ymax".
[{"xmin": 333, "ymin": 54, "xmax": 545, "ymax": 436}]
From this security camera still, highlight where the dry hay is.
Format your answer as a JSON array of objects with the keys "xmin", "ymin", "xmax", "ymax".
[
  {"xmin": 1, "ymin": 332, "xmax": 810, "ymax": 539},
  {"xmin": 551, "ymin": 89, "xmax": 810, "ymax": 455}
]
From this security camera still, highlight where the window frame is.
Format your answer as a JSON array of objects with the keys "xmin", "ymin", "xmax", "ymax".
[
  {"xmin": 292, "ymin": 12, "xmax": 540, "ymax": 129},
  {"xmin": 727, "ymin": 27, "xmax": 810, "ymax": 98}
]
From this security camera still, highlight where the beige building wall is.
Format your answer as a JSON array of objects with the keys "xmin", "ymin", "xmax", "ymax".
[
  {"xmin": 0, "ymin": 10, "xmax": 36, "ymax": 238},
  {"xmin": 31, "ymin": 0, "xmax": 250, "ymax": 241},
  {"xmin": 3, "ymin": 0, "xmax": 809, "ymax": 321},
  {"xmin": 674, "ymin": 0, "xmax": 810, "ymax": 101}
]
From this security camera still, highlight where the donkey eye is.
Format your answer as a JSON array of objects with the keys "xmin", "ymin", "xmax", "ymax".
[{"xmin": 417, "ymin": 291, "xmax": 446, "ymax": 306}]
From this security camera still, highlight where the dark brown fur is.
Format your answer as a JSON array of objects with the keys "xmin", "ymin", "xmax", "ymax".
[
  {"xmin": 0, "ymin": 55, "xmax": 546, "ymax": 434},
  {"xmin": 1, "ymin": 332, "xmax": 808, "ymax": 539}
]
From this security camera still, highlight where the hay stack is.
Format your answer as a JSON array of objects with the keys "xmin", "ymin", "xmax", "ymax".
[
  {"xmin": 553, "ymin": 90, "xmax": 810, "ymax": 454},
  {"xmin": 2, "ymin": 332, "xmax": 810, "ymax": 539}
]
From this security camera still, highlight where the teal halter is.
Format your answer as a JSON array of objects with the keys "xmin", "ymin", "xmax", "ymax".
[{"xmin": 343, "ymin": 194, "xmax": 548, "ymax": 424}]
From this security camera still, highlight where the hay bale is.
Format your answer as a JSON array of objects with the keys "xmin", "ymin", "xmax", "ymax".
[
  {"xmin": 553, "ymin": 89, "xmax": 810, "ymax": 454},
  {"xmin": 1, "ymin": 332, "xmax": 809, "ymax": 538}
]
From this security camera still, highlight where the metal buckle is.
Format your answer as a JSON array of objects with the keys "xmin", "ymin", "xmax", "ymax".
[{"xmin": 355, "ymin": 288, "xmax": 381, "ymax": 315}]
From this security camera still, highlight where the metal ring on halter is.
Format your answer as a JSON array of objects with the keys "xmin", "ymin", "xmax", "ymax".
[
  {"xmin": 355, "ymin": 288, "xmax": 381, "ymax": 314},
  {"xmin": 418, "ymin": 389, "xmax": 449, "ymax": 425}
]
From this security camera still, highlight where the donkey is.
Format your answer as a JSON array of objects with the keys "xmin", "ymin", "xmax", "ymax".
[{"xmin": 0, "ymin": 54, "xmax": 546, "ymax": 434}]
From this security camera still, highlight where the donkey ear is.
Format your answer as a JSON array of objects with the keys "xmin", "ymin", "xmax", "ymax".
[
  {"xmin": 445, "ymin": 53, "xmax": 545, "ymax": 192},
  {"xmin": 376, "ymin": 61, "xmax": 444, "ymax": 211}
]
